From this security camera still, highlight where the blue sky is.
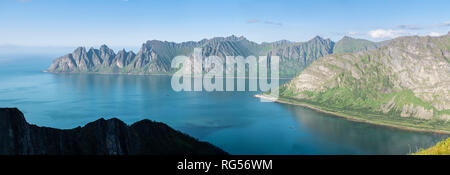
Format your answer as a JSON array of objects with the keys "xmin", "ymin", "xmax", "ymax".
[{"xmin": 1, "ymin": 0, "xmax": 450, "ymax": 48}]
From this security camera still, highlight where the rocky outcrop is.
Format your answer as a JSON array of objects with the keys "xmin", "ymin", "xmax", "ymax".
[
  {"xmin": 47, "ymin": 45, "xmax": 136, "ymax": 73},
  {"xmin": 47, "ymin": 35, "xmax": 381, "ymax": 76},
  {"xmin": 279, "ymin": 33, "xmax": 450, "ymax": 121},
  {"xmin": 0, "ymin": 108, "xmax": 227, "ymax": 155}
]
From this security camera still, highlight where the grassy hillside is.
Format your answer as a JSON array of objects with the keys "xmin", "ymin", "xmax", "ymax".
[
  {"xmin": 333, "ymin": 36, "xmax": 382, "ymax": 54},
  {"xmin": 412, "ymin": 138, "xmax": 450, "ymax": 155},
  {"xmin": 268, "ymin": 34, "xmax": 450, "ymax": 132}
]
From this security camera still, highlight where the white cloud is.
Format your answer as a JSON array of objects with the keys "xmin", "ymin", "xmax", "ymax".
[
  {"xmin": 428, "ymin": 32, "xmax": 442, "ymax": 37},
  {"xmin": 368, "ymin": 29, "xmax": 410, "ymax": 39}
]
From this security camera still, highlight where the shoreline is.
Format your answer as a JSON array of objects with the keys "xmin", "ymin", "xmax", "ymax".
[
  {"xmin": 42, "ymin": 70, "xmax": 295, "ymax": 79},
  {"xmin": 42, "ymin": 70, "xmax": 174, "ymax": 76},
  {"xmin": 254, "ymin": 94, "xmax": 450, "ymax": 135}
]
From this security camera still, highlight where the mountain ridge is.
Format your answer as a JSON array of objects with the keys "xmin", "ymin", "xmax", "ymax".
[
  {"xmin": 333, "ymin": 36, "xmax": 388, "ymax": 54},
  {"xmin": 0, "ymin": 108, "xmax": 227, "ymax": 155},
  {"xmin": 267, "ymin": 32, "xmax": 450, "ymax": 132},
  {"xmin": 46, "ymin": 36, "xmax": 384, "ymax": 76}
]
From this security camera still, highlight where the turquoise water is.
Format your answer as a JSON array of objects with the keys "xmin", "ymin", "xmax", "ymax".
[{"xmin": 0, "ymin": 54, "xmax": 447, "ymax": 155}]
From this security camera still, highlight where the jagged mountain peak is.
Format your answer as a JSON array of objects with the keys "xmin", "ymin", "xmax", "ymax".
[
  {"xmin": 306, "ymin": 36, "xmax": 333, "ymax": 46},
  {"xmin": 47, "ymin": 35, "xmax": 384, "ymax": 76},
  {"xmin": 226, "ymin": 35, "xmax": 247, "ymax": 41},
  {"xmin": 99, "ymin": 44, "xmax": 109, "ymax": 49},
  {"xmin": 310, "ymin": 35, "xmax": 326, "ymax": 41},
  {"xmin": 72, "ymin": 45, "xmax": 114, "ymax": 54},
  {"xmin": 74, "ymin": 46, "xmax": 87, "ymax": 53},
  {"xmin": 0, "ymin": 108, "xmax": 228, "ymax": 155},
  {"xmin": 83, "ymin": 117, "xmax": 127, "ymax": 128},
  {"xmin": 116, "ymin": 48, "xmax": 128, "ymax": 54},
  {"xmin": 99, "ymin": 44, "xmax": 114, "ymax": 53},
  {"xmin": 203, "ymin": 35, "xmax": 249, "ymax": 43}
]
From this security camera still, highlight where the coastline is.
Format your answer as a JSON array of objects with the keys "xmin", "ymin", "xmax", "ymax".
[
  {"xmin": 42, "ymin": 70, "xmax": 295, "ymax": 79},
  {"xmin": 42, "ymin": 70, "xmax": 174, "ymax": 76},
  {"xmin": 254, "ymin": 94, "xmax": 450, "ymax": 135}
]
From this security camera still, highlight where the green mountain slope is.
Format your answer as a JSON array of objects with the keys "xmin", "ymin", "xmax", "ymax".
[
  {"xmin": 272, "ymin": 33, "xmax": 450, "ymax": 132},
  {"xmin": 333, "ymin": 36, "xmax": 388, "ymax": 54}
]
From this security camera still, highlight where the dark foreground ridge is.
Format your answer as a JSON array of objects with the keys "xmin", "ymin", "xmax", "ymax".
[{"xmin": 0, "ymin": 108, "xmax": 227, "ymax": 155}]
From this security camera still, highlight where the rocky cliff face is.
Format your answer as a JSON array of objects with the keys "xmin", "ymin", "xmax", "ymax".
[
  {"xmin": 0, "ymin": 108, "xmax": 227, "ymax": 155},
  {"xmin": 47, "ymin": 45, "xmax": 136, "ymax": 73},
  {"xmin": 47, "ymin": 35, "xmax": 381, "ymax": 76},
  {"xmin": 279, "ymin": 33, "xmax": 450, "ymax": 121},
  {"xmin": 266, "ymin": 36, "xmax": 335, "ymax": 75}
]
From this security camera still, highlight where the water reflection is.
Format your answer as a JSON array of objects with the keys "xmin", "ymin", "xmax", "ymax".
[{"xmin": 282, "ymin": 104, "xmax": 448, "ymax": 154}]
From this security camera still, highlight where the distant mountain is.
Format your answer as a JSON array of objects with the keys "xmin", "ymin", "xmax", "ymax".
[
  {"xmin": 0, "ymin": 108, "xmax": 227, "ymax": 155},
  {"xmin": 46, "ymin": 35, "xmax": 384, "ymax": 77},
  {"xmin": 270, "ymin": 33, "xmax": 450, "ymax": 132},
  {"xmin": 266, "ymin": 36, "xmax": 335, "ymax": 75},
  {"xmin": 46, "ymin": 36, "xmax": 259, "ymax": 75},
  {"xmin": 333, "ymin": 36, "xmax": 388, "ymax": 54}
]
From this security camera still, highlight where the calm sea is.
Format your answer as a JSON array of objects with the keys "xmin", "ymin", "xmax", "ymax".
[{"xmin": 0, "ymin": 54, "xmax": 447, "ymax": 155}]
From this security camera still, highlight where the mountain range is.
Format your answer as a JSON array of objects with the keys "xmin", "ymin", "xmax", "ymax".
[
  {"xmin": 0, "ymin": 108, "xmax": 227, "ymax": 155},
  {"xmin": 46, "ymin": 35, "xmax": 387, "ymax": 77},
  {"xmin": 269, "ymin": 32, "xmax": 450, "ymax": 132}
]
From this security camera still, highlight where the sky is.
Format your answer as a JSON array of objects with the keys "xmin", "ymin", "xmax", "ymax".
[{"xmin": 1, "ymin": 0, "xmax": 450, "ymax": 49}]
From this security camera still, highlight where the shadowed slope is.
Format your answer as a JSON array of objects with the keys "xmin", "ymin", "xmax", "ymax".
[{"xmin": 0, "ymin": 108, "xmax": 227, "ymax": 155}]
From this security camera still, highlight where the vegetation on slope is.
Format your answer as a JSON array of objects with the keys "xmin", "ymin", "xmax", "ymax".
[
  {"xmin": 333, "ymin": 36, "xmax": 385, "ymax": 54},
  {"xmin": 270, "ymin": 34, "xmax": 450, "ymax": 132},
  {"xmin": 412, "ymin": 138, "xmax": 450, "ymax": 155}
]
